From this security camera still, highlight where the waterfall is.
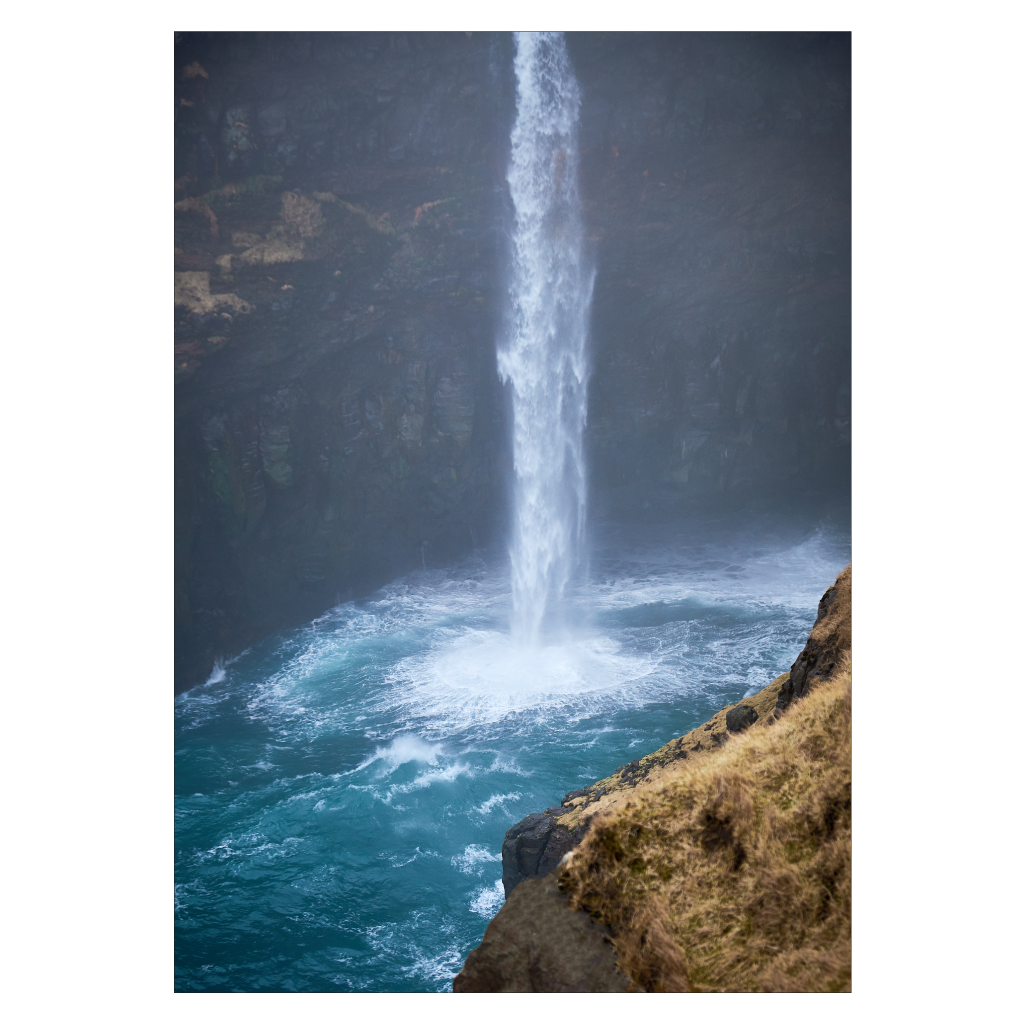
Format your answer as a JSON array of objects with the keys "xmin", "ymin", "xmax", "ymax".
[{"xmin": 498, "ymin": 32, "xmax": 594, "ymax": 645}]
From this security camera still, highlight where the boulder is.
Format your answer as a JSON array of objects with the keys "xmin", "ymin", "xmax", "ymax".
[
  {"xmin": 725, "ymin": 703, "xmax": 758, "ymax": 732},
  {"xmin": 452, "ymin": 875, "xmax": 630, "ymax": 992}
]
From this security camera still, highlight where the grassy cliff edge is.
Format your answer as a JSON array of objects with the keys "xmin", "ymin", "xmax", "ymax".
[
  {"xmin": 455, "ymin": 565, "xmax": 852, "ymax": 992},
  {"xmin": 556, "ymin": 565, "xmax": 852, "ymax": 992}
]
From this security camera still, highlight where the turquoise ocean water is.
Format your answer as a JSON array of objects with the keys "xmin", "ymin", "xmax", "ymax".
[{"xmin": 174, "ymin": 506, "xmax": 850, "ymax": 991}]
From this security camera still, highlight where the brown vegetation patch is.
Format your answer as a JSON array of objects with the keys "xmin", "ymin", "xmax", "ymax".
[
  {"xmin": 556, "ymin": 655, "xmax": 852, "ymax": 992},
  {"xmin": 552, "ymin": 669, "xmax": 792, "ymax": 836}
]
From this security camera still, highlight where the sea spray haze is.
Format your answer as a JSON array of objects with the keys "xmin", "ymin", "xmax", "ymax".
[{"xmin": 499, "ymin": 32, "xmax": 595, "ymax": 644}]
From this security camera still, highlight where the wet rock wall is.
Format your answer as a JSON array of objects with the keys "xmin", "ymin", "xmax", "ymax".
[{"xmin": 174, "ymin": 32, "xmax": 850, "ymax": 691}]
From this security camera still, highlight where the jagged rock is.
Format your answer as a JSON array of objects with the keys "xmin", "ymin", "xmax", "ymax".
[
  {"xmin": 617, "ymin": 759, "xmax": 650, "ymax": 786},
  {"xmin": 452, "ymin": 876, "xmax": 630, "ymax": 992},
  {"xmin": 776, "ymin": 565, "xmax": 852, "ymax": 715},
  {"xmin": 501, "ymin": 812, "xmax": 587, "ymax": 898},
  {"xmin": 726, "ymin": 704, "xmax": 758, "ymax": 732},
  {"xmin": 562, "ymin": 787, "xmax": 590, "ymax": 803}
]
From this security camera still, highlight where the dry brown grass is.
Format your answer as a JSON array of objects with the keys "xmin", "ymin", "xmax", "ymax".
[{"xmin": 557, "ymin": 654, "xmax": 852, "ymax": 992}]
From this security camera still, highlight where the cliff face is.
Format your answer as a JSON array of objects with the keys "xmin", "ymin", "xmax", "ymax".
[
  {"xmin": 776, "ymin": 564, "xmax": 851, "ymax": 713},
  {"xmin": 174, "ymin": 32, "xmax": 850, "ymax": 691},
  {"xmin": 455, "ymin": 566, "xmax": 852, "ymax": 992},
  {"xmin": 174, "ymin": 33, "xmax": 515, "ymax": 690}
]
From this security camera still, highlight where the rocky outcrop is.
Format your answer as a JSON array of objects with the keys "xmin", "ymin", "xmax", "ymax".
[
  {"xmin": 501, "ymin": 808, "xmax": 589, "ymax": 899},
  {"xmin": 776, "ymin": 564, "xmax": 851, "ymax": 714},
  {"xmin": 725, "ymin": 703, "xmax": 759, "ymax": 732},
  {"xmin": 174, "ymin": 32, "xmax": 850, "ymax": 691},
  {"xmin": 452, "ymin": 875, "xmax": 630, "ymax": 992}
]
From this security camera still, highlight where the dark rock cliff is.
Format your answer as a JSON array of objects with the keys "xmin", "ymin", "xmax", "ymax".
[
  {"xmin": 775, "ymin": 563, "xmax": 851, "ymax": 714},
  {"xmin": 174, "ymin": 32, "xmax": 850, "ymax": 691},
  {"xmin": 501, "ymin": 808, "xmax": 588, "ymax": 899}
]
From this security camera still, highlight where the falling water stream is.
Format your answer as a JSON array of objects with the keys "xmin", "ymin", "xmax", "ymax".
[
  {"xmin": 499, "ymin": 32, "xmax": 594, "ymax": 643},
  {"xmin": 174, "ymin": 33, "xmax": 852, "ymax": 992}
]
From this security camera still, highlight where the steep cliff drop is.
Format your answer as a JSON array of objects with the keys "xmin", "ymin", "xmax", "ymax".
[{"xmin": 453, "ymin": 564, "xmax": 852, "ymax": 992}]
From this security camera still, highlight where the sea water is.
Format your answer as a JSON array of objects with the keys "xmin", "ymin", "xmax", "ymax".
[{"xmin": 174, "ymin": 504, "xmax": 850, "ymax": 991}]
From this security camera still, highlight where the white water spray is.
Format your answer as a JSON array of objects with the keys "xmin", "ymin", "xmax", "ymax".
[{"xmin": 499, "ymin": 32, "xmax": 594, "ymax": 645}]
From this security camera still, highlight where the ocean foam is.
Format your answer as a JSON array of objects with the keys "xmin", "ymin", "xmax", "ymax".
[
  {"xmin": 474, "ymin": 792, "xmax": 522, "ymax": 815},
  {"xmin": 452, "ymin": 844, "xmax": 502, "ymax": 874},
  {"xmin": 376, "ymin": 735, "xmax": 443, "ymax": 768},
  {"xmin": 384, "ymin": 629, "xmax": 657, "ymax": 728},
  {"xmin": 469, "ymin": 879, "xmax": 505, "ymax": 918}
]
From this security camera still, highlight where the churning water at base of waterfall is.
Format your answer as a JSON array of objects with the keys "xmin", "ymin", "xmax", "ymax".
[{"xmin": 175, "ymin": 505, "xmax": 850, "ymax": 992}]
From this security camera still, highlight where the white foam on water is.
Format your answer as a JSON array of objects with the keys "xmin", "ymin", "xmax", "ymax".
[
  {"xmin": 364, "ymin": 915, "xmax": 467, "ymax": 990},
  {"xmin": 348, "ymin": 760, "xmax": 475, "ymax": 806},
  {"xmin": 174, "ymin": 879, "xmax": 211, "ymax": 915},
  {"xmin": 588, "ymin": 522, "xmax": 848, "ymax": 616},
  {"xmin": 390, "ymin": 761, "xmax": 473, "ymax": 795},
  {"xmin": 743, "ymin": 666, "xmax": 773, "ymax": 697},
  {"xmin": 196, "ymin": 833, "xmax": 302, "ymax": 865},
  {"xmin": 384, "ymin": 848, "xmax": 442, "ymax": 869},
  {"xmin": 469, "ymin": 879, "xmax": 506, "ymax": 918},
  {"xmin": 376, "ymin": 734, "xmax": 443, "ymax": 768},
  {"xmin": 485, "ymin": 754, "xmax": 533, "ymax": 777},
  {"xmin": 406, "ymin": 945, "xmax": 467, "ymax": 987},
  {"xmin": 474, "ymin": 792, "xmax": 522, "ymax": 815},
  {"xmin": 284, "ymin": 786, "xmax": 331, "ymax": 805},
  {"xmin": 225, "ymin": 522, "xmax": 848, "ymax": 747},
  {"xmin": 452, "ymin": 844, "xmax": 503, "ymax": 875},
  {"xmin": 384, "ymin": 628, "xmax": 657, "ymax": 728}
]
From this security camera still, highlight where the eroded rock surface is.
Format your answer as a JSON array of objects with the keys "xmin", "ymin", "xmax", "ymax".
[
  {"xmin": 776, "ymin": 564, "xmax": 852, "ymax": 714},
  {"xmin": 452, "ymin": 875, "xmax": 630, "ymax": 992},
  {"xmin": 501, "ymin": 809, "xmax": 588, "ymax": 899}
]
